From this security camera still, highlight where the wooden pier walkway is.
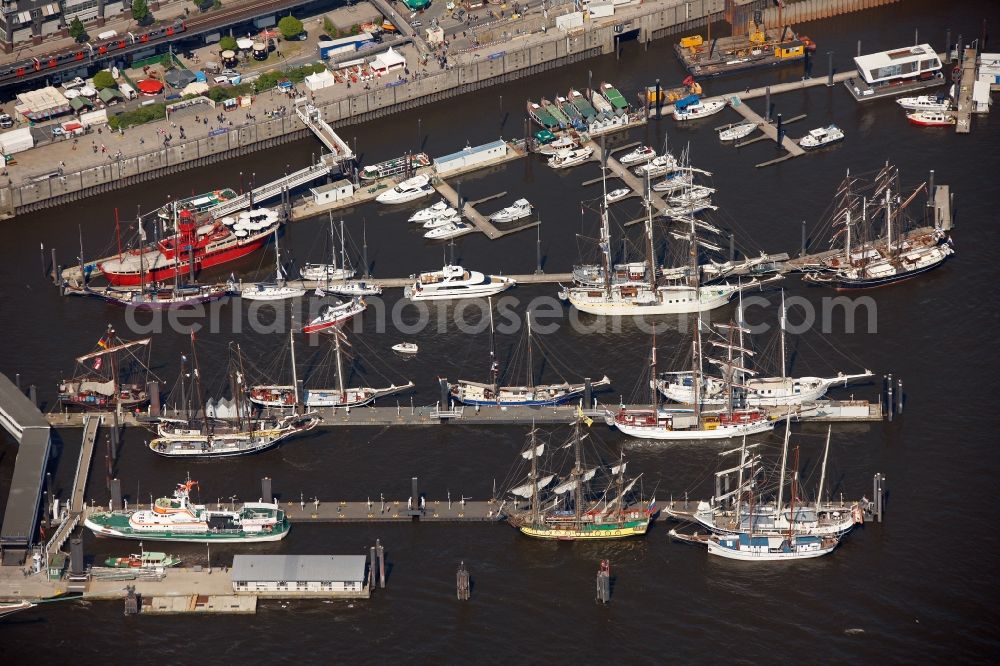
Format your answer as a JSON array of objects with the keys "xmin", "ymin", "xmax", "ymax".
[
  {"xmin": 729, "ymin": 103, "xmax": 806, "ymax": 167},
  {"xmin": 955, "ymin": 48, "xmax": 977, "ymax": 134},
  {"xmin": 432, "ymin": 179, "xmax": 501, "ymax": 239},
  {"xmin": 69, "ymin": 414, "xmax": 101, "ymax": 515},
  {"xmin": 589, "ymin": 142, "xmax": 670, "ymax": 212}
]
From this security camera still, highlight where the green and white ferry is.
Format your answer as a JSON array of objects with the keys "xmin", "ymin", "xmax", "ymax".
[{"xmin": 84, "ymin": 479, "xmax": 290, "ymax": 543}]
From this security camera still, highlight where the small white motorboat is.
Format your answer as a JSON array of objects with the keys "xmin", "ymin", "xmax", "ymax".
[
  {"xmin": 605, "ymin": 188, "xmax": 631, "ymax": 204},
  {"xmin": 489, "ymin": 198, "xmax": 533, "ymax": 223},
  {"xmin": 673, "ymin": 99, "xmax": 727, "ymax": 121},
  {"xmin": 425, "ymin": 221, "xmax": 473, "ymax": 240},
  {"xmin": 799, "ymin": 125, "xmax": 845, "ymax": 149},
  {"xmin": 634, "ymin": 154, "xmax": 678, "ymax": 178},
  {"xmin": 618, "ymin": 146, "xmax": 656, "ymax": 165},
  {"xmin": 408, "ymin": 200, "xmax": 452, "ymax": 222},
  {"xmin": 896, "ymin": 95, "xmax": 951, "ymax": 112},
  {"xmin": 376, "ymin": 174, "xmax": 434, "ymax": 204},
  {"xmin": 718, "ymin": 122, "xmax": 756, "ymax": 141},
  {"xmin": 391, "ymin": 342, "xmax": 419, "ymax": 354},
  {"xmin": 547, "ymin": 146, "xmax": 594, "ymax": 169},
  {"xmin": 422, "ymin": 211, "xmax": 462, "ymax": 229}
]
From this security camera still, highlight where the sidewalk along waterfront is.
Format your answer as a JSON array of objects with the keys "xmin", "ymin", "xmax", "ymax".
[{"xmin": 1, "ymin": 0, "xmax": 728, "ymax": 217}]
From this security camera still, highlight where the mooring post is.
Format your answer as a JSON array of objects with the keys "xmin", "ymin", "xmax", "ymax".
[
  {"xmin": 368, "ymin": 546, "xmax": 376, "ymax": 590},
  {"xmin": 584, "ymin": 378, "xmax": 592, "ymax": 408},
  {"xmin": 124, "ymin": 585, "xmax": 139, "ymax": 615},
  {"xmin": 456, "ymin": 562, "xmax": 470, "ymax": 601},
  {"xmin": 439, "ymin": 379, "xmax": 450, "ymax": 411},
  {"xmin": 729, "ymin": 233, "xmax": 735, "ymax": 261},
  {"xmin": 535, "ymin": 222, "xmax": 543, "ymax": 274},
  {"xmin": 886, "ymin": 373, "xmax": 894, "ymax": 422},
  {"xmin": 70, "ymin": 537, "xmax": 84, "ymax": 576},
  {"xmin": 928, "ymin": 170, "xmax": 935, "ymax": 209},
  {"xmin": 826, "ymin": 51, "xmax": 834, "ymax": 86},
  {"xmin": 111, "ymin": 408, "xmax": 120, "ymax": 456},
  {"xmin": 654, "ymin": 78, "xmax": 661, "ymax": 117},
  {"xmin": 800, "ymin": 220, "xmax": 807, "ymax": 257},
  {"xmin": 43, "ymin": 472, "xmax": 51, "ymax": 529},
  {"xmin": 50, "ymin": 247, "xmax": 58, "ymax": 284},
  {"xmin": 596, "ymin": 560, "xmax": 611, "ymax": 604},
  {"xmin": 261, "ymin": 477, "xmax": 272, "ymax": 503},
  {"xmin": 776, "ymin": 113, "xmax": 784, "ymax": 146},
  {"xmin": 376, "ymin": 539, "xmax": 385, "ymax": 589},
  {"xmin": 945, "ymin": 29, "xmax": 952, "ymax": 64},
  {"xmin": 857, "ymin": 39, "xmax": 861, "ymax": 58},
  {"xmin": 764, "ymin": 87, "xmax": 771, "ymax": 122},
  {"xmin": 29, "ymin": 384, "xmax": 37, "ymax": 408},
  {"xmin": 897, "ymin": 378, "xmax": 903, "ymax": 414},
  {"xmin": 111, "ymin": 478, "xmax": 122, "ymax": 511},
  {"xmin": 14, "ymin": 373, "xmax": 20, "ymax": 392},
  {"xmin": 147, "ymin": 381, "xmax": 160, "ymax": 417}
]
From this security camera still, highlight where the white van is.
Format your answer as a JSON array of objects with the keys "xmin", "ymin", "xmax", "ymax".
[
  {"xmin": 97, "ymin": 30, "xmax": 118, "ymax": 41},
  {"xmin": 119, "ymin": 83, "xmax": 137, "ymax": 100}
]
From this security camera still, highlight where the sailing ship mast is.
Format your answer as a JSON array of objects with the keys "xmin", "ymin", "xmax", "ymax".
[
  {"xmin": 525, "ymin": 311, "xmax": 534, "ymax": 390},
  {"xmin": 572, "ymin": 418, "xmax": 583, "ymax": 527},
  {"xmin": 644, "ymin": 170, "xmax": 656, "ymax": 294},
  {"xmin": 530, "ymin": 424, "xmax": 540, "ymax": 527},
  {"xmin": 788, "ymin": 446, "xmax": 800, "ymax": 542},
  {"xmin": 775, "ymin": 411, "xmax": 791, "ymax": 513},
  {"xmin": 488, "ymin": 297, "xmax": 498, "ymax": 388},
  {"xmin": 334, "ymin": 327, "xmax": 346, "ymax": 400},
  {"xmin": 815, "ymin": 425, "xmax": 831, "ymax": 511},
  {"xmin": 779, "ymin": 289, "xmax": 787, "ymax": 379},
  {"xmin": 339, "ymin": 219, "xmax": 348, "ymax": 278},
  {"xmin": 289, "ymin": 326, "xmax": 299, "ymax": 407},
  {"xmin": 189, "ymin": 331, "xmax": 209, "ymax": 436}
]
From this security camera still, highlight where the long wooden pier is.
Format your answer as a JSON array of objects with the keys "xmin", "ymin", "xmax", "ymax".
[
  {"xmin": 729, "ymin": 102, "xmax": 807, "ymax": 167},
  {"xmin": 955, "ymin": 48, "xmax": 977, "ymax": 134}
]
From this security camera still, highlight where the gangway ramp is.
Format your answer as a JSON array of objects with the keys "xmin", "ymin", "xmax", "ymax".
[
  {"xmin": 210, "ymin": 157, "xmax": 339, "ymax": 219},
  {"xmin": 296, "ymin": 103, "xmax": 355, "ymax": 160},
  {"xmin": 69, "ymin": 414, "xmax": 102, "ymax": 515}
]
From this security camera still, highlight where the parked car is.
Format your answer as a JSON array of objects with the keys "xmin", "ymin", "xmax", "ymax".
[
  {"xmin": 411, "ymin": 20, "xmax": 423, "ymax": 28},
  {"xmin": 51, "ymin": 126, "xmax": 65, "ymax": 137},
  {"xmin": 0, "ymin": 113, "xmax": 13, "ymax": 128},
  {"xmin": 318, "ymin": 34, "xmax": 333, "ymax": 42},
  {"xmin": 221, "ymin": 69, "xmax": 239, "ymax": 77},
  {"xmin": 213, "ymin": 75, "xmax": 230, "ymax": 84},
  {"xmin": 63, "ymin": 77, "xmax": 85, "ymax": 90}
]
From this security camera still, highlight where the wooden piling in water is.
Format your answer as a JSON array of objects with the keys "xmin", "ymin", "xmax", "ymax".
[{"xmin": 456, "ymin": 562, "xmax": 470, "ymax": 600}]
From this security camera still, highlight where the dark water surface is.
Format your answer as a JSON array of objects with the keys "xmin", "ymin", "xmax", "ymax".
[{"xmin": 2, "ymin": 1, "xmax": 999, "ymax": 662}]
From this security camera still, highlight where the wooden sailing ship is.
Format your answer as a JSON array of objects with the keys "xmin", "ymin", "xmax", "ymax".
[
  {"xmin": 503, "ymin": 419, "xmax": 655, "ymax": 540},
  {"xmin": 58, "ymin": 325, "xmax": 155, "ymax": 411}
]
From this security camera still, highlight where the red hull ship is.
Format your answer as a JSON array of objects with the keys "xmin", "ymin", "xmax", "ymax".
[{"xmin": 98, "ymin": 207, "xmax": 280, "ymax": 287}]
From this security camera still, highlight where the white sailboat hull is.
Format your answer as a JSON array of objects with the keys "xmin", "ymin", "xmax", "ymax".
[
  {"xmin": 565, "ymin": 284, "xmax": 740, "ymax": 316},
  {"xmin": 614, "ymin": 418, "xmax": 774, "ymax": 441},
  {"xmin": 706, "ymin": 538, "xmax": 836, "ymax": 560}
]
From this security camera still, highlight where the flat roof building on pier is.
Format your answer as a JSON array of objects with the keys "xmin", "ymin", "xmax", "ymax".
[{"xmin": 231, "ymin": 554, "xmax": 369, "ymax": 598}]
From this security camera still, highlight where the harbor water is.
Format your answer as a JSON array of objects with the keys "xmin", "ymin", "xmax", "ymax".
[{"xmin": 1, "ymin": 0, "xmax": 998, "ymax": 661}]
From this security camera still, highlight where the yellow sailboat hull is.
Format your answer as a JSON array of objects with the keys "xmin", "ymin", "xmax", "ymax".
[{"xmin": 518, "ymin": 520, "xmax": 650, "ymax": 541}]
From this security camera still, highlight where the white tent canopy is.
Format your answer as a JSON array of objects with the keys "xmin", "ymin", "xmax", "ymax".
[{"xmin": 371, "ymin": 47, "xmax": 406, "ymax": 73}]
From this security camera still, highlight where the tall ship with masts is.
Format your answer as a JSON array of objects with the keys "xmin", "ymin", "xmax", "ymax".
[
  {"xmin": 448, "ymin": 303, "xmax": 610, "ymax": 407},
  {"xmin": 670, "ymin": 434, "xmax": 841, "ymax": 560},
  {"xmin": 802, "ymin": 163, "xmax": 954, "ymax": 288},
  {"xmin": 559, "ymin": 165, "xmax": 775, "ymax": 315},
  {"xmin": 249, "ymin": 326, "xmax": 413, "ymax": 409},
  {"xmin": 149, "ymin": 333, "xmax": 319, "ymax": 458},
  {"xmin": 658, "ymin": 290, "xmax": 873, "ymax": 407},
  {"xmin": 665, "ymin": 426, "xmax": 866, "ymax": 538},
  {"xmin": 58, "ymin": 326, "xmax": 156, "ymax": 410},
  {"xmin": 608, "ymin": 315, "xmax": 775, "ymax": 441},
  {"xmin": 503, "ymin": 419, "xmax": 656, "ymax": 540}
]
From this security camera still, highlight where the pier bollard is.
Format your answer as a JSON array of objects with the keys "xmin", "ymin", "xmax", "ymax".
[
  {"xmin": 596, "ymin": 560, "xmax": 611, "ymax": 604},
  {"xmin": 800, "ymin": 221, "xmax": 807, "ymax": 257},
  {"xmin": 368, "ymin": 547, "xmax": 376, "ymax": 591},
  {"xmin": 897, "ymin": 379, "xmax": 903, "ymax": 414},
  {"xmin": 945, "ymin": 29, "xmax": 952, "ymax": 64},
  {"xmin": 584, "ymin": 378, "xmax": 592, "ymax": 408},
  {"xmin": 70, "ymin": 537, "xmax": 84, "ymax": 576},
  {"xmin": 827, "ymin": 51, "xmax": 834, "ymax": 86},
  {"xmin": 147, "ymin": 381, "xmax": 160, "ymax": 417},
  {"xmin": 28, "ymin": 384, "xmax": 37, "ymax": 407},
  {"xmin": 886, "ymin": 373, "xmax": 894, "ymax": 422},
  {"xmin": 50, "ymin": 248, "xmax": 58, "ymax": 284},
  {"xmin": 376, "ymin": 540, "xmax": 385, "ymax": 589},
  {"xmin": 124, "ymin": 585, "xmax": 139, "ymax": 616},
  {"xmin": 261, "ymin": 477, "xmax": 272, "ymax": 504},
  {"xmin": 456, "ymin": 562, "xmax": 470, "ymax": 601},
  {"xmin": 111, "ymin": 478, "xmax": 122, "ymax": 511}
]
